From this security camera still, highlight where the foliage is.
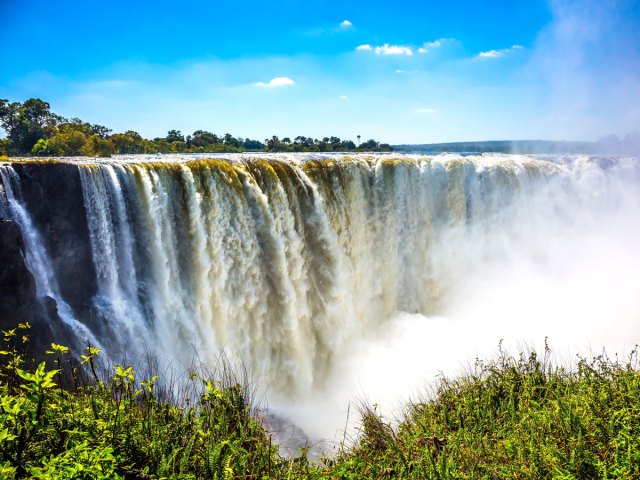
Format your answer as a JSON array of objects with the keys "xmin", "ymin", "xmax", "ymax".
[
  {"xmin": 80, "ymin": 135, "xmax": 116, "ymax": 157},
  {"xmin": 4, "ymin": 323, "xmax": 635, "ymax": 478},
  {"xmin": 0, "ymin": 139, "xmax": 8, "ymax": 157},
  {"xmin": 0, "ymin": 325, "xmax": 285, "ymax": 479},
  {"xmin": 0, "ymin": 97, "xmax": 393, "ymax": 157},
  {"xmin": 0, "ymin": 99, "xmax": 62, "ymax": 155},
  {"xmin": 166, "ymin": 130, "xmax": 185, "ymax": 143},
  {"xmin": 265, "ymin": 135, "xmax": 391, "ymax": 153},
  {"xmin": 329, "ymin": 344, "xmax": 640, "ymax": 479}
]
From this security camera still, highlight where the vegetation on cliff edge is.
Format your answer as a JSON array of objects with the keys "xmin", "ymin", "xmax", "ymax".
[
  {"xmin": 0, "ymin": 98, "xmax": 392, "ymax": 157},
  {"xmin": 1, "ymin": 324, "xmax": 638, "ymax": 479}
]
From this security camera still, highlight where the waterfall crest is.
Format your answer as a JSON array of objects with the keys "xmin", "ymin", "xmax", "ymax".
[{"xmin": 1, "ymin": 154, "xmax": 638, "ymax": 394}]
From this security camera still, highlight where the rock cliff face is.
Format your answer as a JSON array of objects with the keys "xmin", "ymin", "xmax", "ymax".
[
  {"xmin": 0, "ymin": 219, "xmax": 61, "ymax": 353},
  {"xmin": 0, "ymin": 162, "xmax": 97, "ymax": 353},
  {"xmin": 0, "ymin": 219, "xmax": 36, "ymax": 310},
  {"xmin": 8, "ymin": 163, "xmax": 97, "ymax": 312}
]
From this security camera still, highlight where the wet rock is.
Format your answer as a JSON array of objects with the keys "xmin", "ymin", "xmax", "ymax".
[
  {"xmin": 0, "ymin": 219, "xmax": 37, "ymax": 308},
  {"xmin": 0, "ymin": 219, "xmax": 64, "ymax": 356},
  {"xmin": 10, "ymin": 162, "xmax": 97, "ymax": 313},
  {"xmin": 260, "ymin": 410, "xmax": 323, "ymax": 461}
]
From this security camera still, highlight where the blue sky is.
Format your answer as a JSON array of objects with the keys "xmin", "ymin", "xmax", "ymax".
[{"xmin": 1, "ymin": 0, "xmax": 639, "ymax": 143}]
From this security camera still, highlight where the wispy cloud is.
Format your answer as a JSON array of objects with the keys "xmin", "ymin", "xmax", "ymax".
[
  {"xmin": 255, "ymin": 76, "xmax": 295, "ymax": 88},
  {"xmin": 416, "ymin": 108, "xmax": 437, "ymax": 114},
  {"xmin": 339, "ymin": 20, "xmax": 352, "ymax": 30},
  {"xmin": 339, "ymin": 95, "xmax": 349, "ymax": 100},
  {"xmin": 356, "ymin": 43, "xmax": 413, "ymax": 56},
  {"xmin": 418, "ymin": 40, "xmax": 443, "ymax": 54},
  {"xmin": 478, "ymin": 45, "xmax": 523, "ymax": 58}
]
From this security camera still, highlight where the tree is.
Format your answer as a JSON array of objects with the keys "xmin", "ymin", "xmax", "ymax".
[
  {"xmin": 111, "ymin": 133, "xmax": 143, "ymax": 154},
  {"xmin": 90, "ymin": 124, "xmax": 112, "ymax": 139},
  {"xmin": 0, "ymin": 98, "xmax": 61, "ymax": 154},
  {"xmin": 243, "ymin": 138, "xmax": 264, "ymax": 150},
  {"xmin": 44, "ymin": 131, "xmax": 88, "ymax": 156},
  {"xmin": 166, "ymin": 130, "xmax": 184, "ymax": 143},
  {"xmin": 169, "ymin": 140, "xmax": 187, "ymax": 153},
  {"xmin": 359, "ymin": 138, "xmax": 379, "ymax": 150},
  {"xmin": 191, "ymin": 130, "xmax": 219, "ymax": 147},
  {"xmin": 31, "ymin": 139, "xmax": 51, "ymax": 156},
  {"xmin": 223, "ymin": 133, "xmax": 241, "ymax": 148},
  {"xmin": 125, "ymin": 130, "xmax": 143, "ymax": 141},
  {"xmin": 153, "ymin": 138, "xmax": 172, "ymax": 153},
  {"xmin": 81, "ymin": 135, "xmax": 115, "ymax": 157},
  {"xmin": 57, "ymin": 120, "xmax": 92, "ymax": 136},
  {"xmin": 267, "ymin": 136, "xmax": 279, "ymax": 151}
]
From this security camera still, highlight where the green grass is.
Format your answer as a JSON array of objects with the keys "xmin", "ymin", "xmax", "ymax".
[
  {"xmin": 329, "ymin": 344, "xmax": 640, "ymax": 479},
  {"xmin": 1, "ymin": 324, "xmax": 639, "ymax": 479}
]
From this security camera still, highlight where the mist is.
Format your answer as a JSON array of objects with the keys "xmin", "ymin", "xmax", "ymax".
[
  {"xmin": 269, "ymin": 155, "xmax": 640, "ymax": 443},
  {"xmin": 527, "ymin": 0, "xmax": 640, "ymax": 141}
]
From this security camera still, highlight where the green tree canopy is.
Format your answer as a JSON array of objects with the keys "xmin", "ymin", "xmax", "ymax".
[
  {"xmin": 0, "ymin": 98, "xmax": 61, "ymax": 154},
  {"xmin": 1, "ymin": 97, "xmax": 392, "ymax": 156},
  {"xmin": 166, "ymin": 130, "xmax": 185, "ymax": 143}
]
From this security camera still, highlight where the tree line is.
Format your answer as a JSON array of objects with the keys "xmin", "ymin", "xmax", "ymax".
[{"xmin": 0, "ymin": 98, "xmax": 392, "ymax": 157}]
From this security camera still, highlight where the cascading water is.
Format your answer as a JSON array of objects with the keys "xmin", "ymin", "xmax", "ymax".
[
  {"xmin": 1, "ymin": 153, "xmax": 639, "ymax": 441},
  {"xmin": 72, "ymin": 155, "xmax": 563, "ymax": 391}
]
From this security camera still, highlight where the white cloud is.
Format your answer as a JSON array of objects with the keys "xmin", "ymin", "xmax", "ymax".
[
  {"xmin": 395, "ymin": 69, "xmax": 405, "ymax": 74},
  {"xmin": 339, "ymin": 95, "xmax": 349, "ymax": 100},
  {"xmin": 416, "ymin": 108, "xmax": 437, "ymax": 114},
  {"xmin": 356, "ymin": 43, "xmax": 413, "ymax": 55},
  {"xmin": 478, "ymin": 45, "xmax": 523, "ymax": 59},
  {"xmin": 255, "ymin": 76, "xmax": 295, "ymax": 88},
  {"xmin": 339, "ymin": 20, "xmax": 352, "ymax": 30},
  {"xmin": 375, "ymin": 44, "xmax": 413, "ymax": 56},
  {"xmin": 418, "ymin": 40, "xmax": 442, "ymax": 54}
]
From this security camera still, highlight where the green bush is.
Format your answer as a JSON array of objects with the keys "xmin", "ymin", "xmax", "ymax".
[
  {"xmin": 2, "ymin": 323, "xmax": 639, "ymax": 479},
  {"xmin": 0, "ymin": 324, "xmax": 284, "ymax": 479}
]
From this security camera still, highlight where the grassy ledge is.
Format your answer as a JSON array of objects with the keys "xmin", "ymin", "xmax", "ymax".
[{"xmin": 1, "ymin": 324, "xmax": 639, "ymax": 479}]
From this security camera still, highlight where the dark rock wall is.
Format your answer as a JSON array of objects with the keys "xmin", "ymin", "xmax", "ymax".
[
  {"xmin": 0, "ymin": 162, "xmax": 97, "ymax": 353},
  {"xmin": 0, "ymin": 219, "xmax": 61, "ymax": 353},
  {"xmin": 9, "ymin": 163, "xmax": 97, "ymax": 313}
]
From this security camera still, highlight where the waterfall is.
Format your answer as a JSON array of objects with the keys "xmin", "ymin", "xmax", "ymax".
[
  {"xmin": 1, "ymin": 154, "xmax": 639, "ymax": 400},
  {"xmin": 0, "ymin": 165, "xmax": 102, "ymax": 348}
]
